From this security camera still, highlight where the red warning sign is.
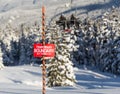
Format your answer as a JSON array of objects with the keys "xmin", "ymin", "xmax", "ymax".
[{"xmin": 34, "ymin": 44, "xmax": 55, "ymax": 58}]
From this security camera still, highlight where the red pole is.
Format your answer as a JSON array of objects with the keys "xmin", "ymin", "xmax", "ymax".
[{"xmin": 42, "ymin": 6, "xmax": 46, "ymax": 94}]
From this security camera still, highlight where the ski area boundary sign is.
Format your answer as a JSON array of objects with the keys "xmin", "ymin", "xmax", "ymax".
[{"xmin": 34, "ymin": 43, "xmax": 55, "ymax": 58}]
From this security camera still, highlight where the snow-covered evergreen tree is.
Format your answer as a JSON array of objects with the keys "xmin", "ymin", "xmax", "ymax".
[
  {"xmin": 24, "ymin": 22, "xmax": 42, "ymax": 64},
  {"xmin": 77, "ymin": 18, "xmax": 99, "ymax": 67},
  {"xmin": 19, "ymin": 24, "xmax": 27, "ymax": 65},
  {"xmin": 9, "ymin": 39, "xmax": 19, "ymax": 65},
  {"xmin": 68, "ymin": 28, "xmax": 80, "ymax": 67},
  {"xmin": 97, "ymin": 7, "xmax": 120, "ymax": 74},
  {"xmin": 19, "ymin": 23, "xmax": 42, "ymax": 65},
  {"xmin": 0, "ymin": 46, "xmax": 4, "ymax": 69},
  {"xmin": 47, "ymin": 26, "xmax": 76, "ymax": 87},
  {"xmin": 0, "ymin": 22, "xmax": 42, "ymax": 66},
  {"xmin": 81, "ymin": 18, "xmax": 95, "ymax": 66}
]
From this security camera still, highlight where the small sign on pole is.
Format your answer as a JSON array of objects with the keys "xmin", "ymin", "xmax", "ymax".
[{"xmin": 34, "ymin": 43, "xmax": 55, "ymax": 58}]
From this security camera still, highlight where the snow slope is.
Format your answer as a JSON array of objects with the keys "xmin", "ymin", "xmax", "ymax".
[
  {"xmin": 0, "ymin": 0, "xmax": 120, "ymax": 28},
  {"xmin": 0, "ymin": 1, "xmax": 120, "ymax": 93},
  {"xmin": 0, "ymin": 65, "xmax": 120, "ymax": 94}
]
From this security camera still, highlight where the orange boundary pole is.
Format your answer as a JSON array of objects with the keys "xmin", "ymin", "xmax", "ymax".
[{"xmin": 42, "ymin": 6, "xmax": 46, "ymax": 94}]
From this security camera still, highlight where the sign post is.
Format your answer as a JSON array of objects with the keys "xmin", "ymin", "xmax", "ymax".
[
  {"xmin": 33, "ymin": 6, "xmax": 55, "ymax": 94},
  {"xmin": 42, "ymin": 6, "xmax": 46, "ymax": 94}
]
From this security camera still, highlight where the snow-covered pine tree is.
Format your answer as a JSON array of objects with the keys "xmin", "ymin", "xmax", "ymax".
[
  {"xmin": 111, "ymin": 36, "xmax": 120, "ymax": 74},
  {"xmin": 69, "ymin": 30, "xmax": 79, "ymax": 66},
  {"xmin": 18, "ymin": 23, "xmax": 39, "ymax": 65},
  {"xmin": 47, "ymin": 26, "xmax": 76, "ymax": 87},
  {"xmin": 98, "ymin": 7, "xmax": 120, "ymax": 73},
  {"xmin": 9, "ymin": 39, "xmax": 19, "ymax": 65},
  {"xmin": 24, "ymin": 22, "xmax": 42, "ymax": 65},
  {"xmin": 98, "ymin": 11, "xmax": 113, "ymax": 71},
  {"xmin": 108, "ymin": 8, "xmax": 120, "ymax": 74},
  {"xmin": 0, "ymin": 39, "xmax": 10, "ymax": 66},
  {"xmin": 0, "ymin": 28, "xmax": 4, "ymax": 69},
  {"xmin": 19, "ymin": 24, "xmax": 27, "ymax": 65},
  {"xmin": 75, "ymin": 23, "xmax": 86, "ymax": 66},
  {"xmin": 82, "ymin": 18, "xmax": 95, "ymax": 66},
  {"xmin": 0, "ymin": 45, "xmax": 4, "ymax": 69},
  {"xmin": 77, "ymin": 18, "xmax": 99, "ymax": 67},
  {"xmin": 0, "ymin": 24, "xmax": 17, "ymax": 66}
]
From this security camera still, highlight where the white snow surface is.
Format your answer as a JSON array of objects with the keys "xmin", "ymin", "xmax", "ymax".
[{"xmin": 0, "ymin": 65, "xmax": 120, "ymax": 94}]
